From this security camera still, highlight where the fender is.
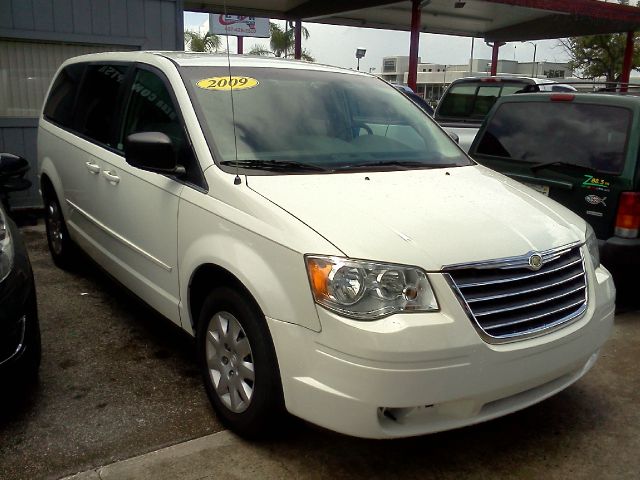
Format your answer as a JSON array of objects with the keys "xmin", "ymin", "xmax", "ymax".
[
  {"xmin": 38, "ymin": 154, "xmax": 66, "ymax": 216},
  {"xmin": 180, "ymin": 230, "xmax": 322, "ymax": 334}
]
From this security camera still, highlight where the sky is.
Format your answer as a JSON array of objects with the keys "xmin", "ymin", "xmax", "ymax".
[{"xmin": 183, "ymin": 12, "xmax": 570, "ymax": 73}]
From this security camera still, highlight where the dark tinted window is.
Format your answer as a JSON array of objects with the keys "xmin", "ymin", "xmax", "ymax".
[
  {"xmin": 437, "ymin": 81, "xmax": 530, "ymax": 119},
  {"xmin": 74, "ymin": 64, "xmax": 128, "ymax": 146},
  {"xmin": 120, "ymin": 68, "xmax": 200, "ymax": 185},
  {"xmin": 475, "ymin": 102, "xmax": 631, "ymax": 175},
  {"xmin": 43, "ymin": 64, "xmax": 85, "ymax": 127}
]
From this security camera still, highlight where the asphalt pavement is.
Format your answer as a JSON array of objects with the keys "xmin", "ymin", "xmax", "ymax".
[
  {"xmin": 1, "ymin": 223, "xmax": 639, "ymax": 480},
  {"xmin": 0, "ymin": 224, "xmax": 222, "ymax": 480}
]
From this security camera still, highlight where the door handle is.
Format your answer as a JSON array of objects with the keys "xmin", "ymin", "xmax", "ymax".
[
  {"xmin": 102, "ymin": 170, "xmax": 120, "ymax": 184},
  {"xmin": 85, "ymin": 162, "xmax": 101, "ymax": 174}
]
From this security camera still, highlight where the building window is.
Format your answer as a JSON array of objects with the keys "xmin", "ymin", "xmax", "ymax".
[
  {"xmin": 383, "ymin": 59, "xmax": 396, "ymax": 72},
  {"xmin": 0, "ymin": 39, "xmax": 135, "ymax": 117},
  {"xmin": 544, "ymin": 69, "xmax": 565, "ymax": 79}
]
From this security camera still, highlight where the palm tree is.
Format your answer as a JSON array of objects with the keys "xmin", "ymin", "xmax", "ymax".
[
  {"xmin": 184, "ymin": 30, "xmax": 222, "ymax": 52},
  {"xmin": 248, "ymin": 22, "xmax": 314, "ymax": 61}
]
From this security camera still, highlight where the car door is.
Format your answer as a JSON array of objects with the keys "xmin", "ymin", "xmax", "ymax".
[
  {"xmin": 42, "ymin": 63, "xmax": 128, "ymax": 242},
  {"xmin": 91, "ymin": 65, "xmax": 194, "ymax": 325}
]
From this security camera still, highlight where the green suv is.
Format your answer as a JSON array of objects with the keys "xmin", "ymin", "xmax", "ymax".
[{"xmin": 470, "ymin": 92, "xmax": 639, "ymax": 297}]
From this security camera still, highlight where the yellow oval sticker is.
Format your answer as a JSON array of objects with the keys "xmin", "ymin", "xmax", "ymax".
[{"xmin": 196, "ymin": 76, "xmax": 259, "ymax": 91}]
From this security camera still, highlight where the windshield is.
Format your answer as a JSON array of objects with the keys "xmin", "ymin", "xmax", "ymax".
[
  {"xmin": 180, "ymin": 66, "xmax": 471, "ymax": 173},
  {"xmin": 474, "ymin": 101, "xmax": 631, "ymax": 175}
]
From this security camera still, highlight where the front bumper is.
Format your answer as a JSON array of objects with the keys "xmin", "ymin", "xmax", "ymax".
[{"xmin": 269, "ymin": 266, "xmax": 615, "ymax": 439}]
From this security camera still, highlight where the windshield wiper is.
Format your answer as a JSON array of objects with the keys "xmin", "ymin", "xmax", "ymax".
[
  {"xmin": 530, "ymin": 161, "xmax": 595, "ymax": 173},
  {"xmin": 220, "ymin": 160, "xmax": 329, "ymax": 172},
  {"xmin": 334, "ymin": 160, "xmax": 461, "ymax": 171}
]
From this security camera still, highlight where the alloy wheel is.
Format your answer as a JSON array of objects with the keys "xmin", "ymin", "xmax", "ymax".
[{"xmin": 205, "ymin": 311, "xmax": 255, "ymax": 413}]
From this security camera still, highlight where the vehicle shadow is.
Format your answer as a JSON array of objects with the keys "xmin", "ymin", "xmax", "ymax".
[{"xmin": 247, "ymin": 384, "xmax": 617, "ymax": 479}]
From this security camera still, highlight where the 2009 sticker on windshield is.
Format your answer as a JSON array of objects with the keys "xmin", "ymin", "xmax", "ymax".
[{"xmin": 196, "ymin": 76, "xmax": 259, "ymax": 91}]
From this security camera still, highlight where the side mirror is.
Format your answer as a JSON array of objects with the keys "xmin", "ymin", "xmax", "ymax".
[
  {"xmin": 124, "ymin": 132, "xmax": 185, "ymax": 176},
  {"xmin": 446, "ymin": 130, "xmax": 460, "ymax": 144}
]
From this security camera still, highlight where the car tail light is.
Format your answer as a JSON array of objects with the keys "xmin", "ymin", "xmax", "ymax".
[
  {"xmin": 550, "ymin": 93, "xmax": 575, "ymax": 102},
  {"xmin": 615, "ymin": 192, "xmax": 640, "ymax": 238}
]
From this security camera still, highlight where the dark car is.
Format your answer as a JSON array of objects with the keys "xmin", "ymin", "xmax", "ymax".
[
  {"xmin": 392, "ymin": 84, "xmax": 435, "ymax": 116},
  {"xmin": 469, "ymin": 92, "xmax": 639, "ymax": 297},
  {"xmin": 0, "ymin": 155, "xmax": 40, "ymax": 382}
]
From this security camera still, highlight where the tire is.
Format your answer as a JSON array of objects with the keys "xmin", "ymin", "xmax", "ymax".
[
  {"xmin": 196, "ymin": 287, "xmax": 285, "ymax": 438},
  {"xmin": 43, "ymin": 190, "xmax": 76, "ymax": 270}
]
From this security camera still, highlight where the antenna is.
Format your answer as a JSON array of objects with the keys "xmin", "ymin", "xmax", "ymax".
[{"xmin": 223, "ymin": 0, "xmax": 242, "ymax": 185}]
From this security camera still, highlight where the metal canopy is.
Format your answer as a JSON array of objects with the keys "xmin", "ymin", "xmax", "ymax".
[{"xmin": 185, "ymin": 0, "xmax": 640, "ymax": 41}]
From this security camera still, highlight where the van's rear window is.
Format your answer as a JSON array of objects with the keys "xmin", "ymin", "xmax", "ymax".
[{"xmin": 474, "ymin": 102, "xmax": 631, "ymax": 175}]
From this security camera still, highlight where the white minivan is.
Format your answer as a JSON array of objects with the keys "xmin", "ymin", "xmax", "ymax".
[{"xmin": 38, "ymin": 52, "xmax": 615, "ymax": 439}]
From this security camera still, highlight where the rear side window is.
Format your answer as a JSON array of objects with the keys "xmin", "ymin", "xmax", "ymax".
[
  {"xmin": 74, "ymin": 64, "xmax": 128, "ymax": 146},
  {"xmin": 43, "ymin": 64, "xmax": 85, "ymax": 127},
  {"xmin": 474, "ymin": 102, "xmax": 631, "ymax": 175}
]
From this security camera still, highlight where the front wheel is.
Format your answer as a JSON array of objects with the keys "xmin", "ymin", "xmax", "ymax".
[{"xmin": 196, "ymin": 287, "xmax": 285, "ymax": 438}]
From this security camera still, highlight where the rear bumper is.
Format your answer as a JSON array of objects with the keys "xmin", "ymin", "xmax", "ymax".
[{"xmin": 269, "ymin": 267, "xmax": 615, "ymax": 439}]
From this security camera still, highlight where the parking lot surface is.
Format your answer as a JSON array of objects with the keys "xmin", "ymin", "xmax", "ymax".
[
  {"xmin": 0, "ymin": 224, "xmax": 221, "ymax": 480},
  {"xmin": 1, "ymin": 224, "xmax": 639, "ymax": 480}
]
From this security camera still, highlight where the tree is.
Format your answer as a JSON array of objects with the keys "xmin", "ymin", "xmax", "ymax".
[
  {"xmin": 560, "ymin": 1, "xmax": 640, "ymax": 82},
  {"xmin": 184, "ymin": 30, "xmax": 222, "ymax": 53},
  {"xmin": 248, "ymin": 22, "xmax": 315, "ymax": 61},
  {"xmin": 560, "ymin": 34, "xmax": 640, "ymax": 82}
]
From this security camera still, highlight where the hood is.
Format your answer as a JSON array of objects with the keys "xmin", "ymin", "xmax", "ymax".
[{"xmin": 246, "ymin": 165, "xmax": 585, "ymax": 270}]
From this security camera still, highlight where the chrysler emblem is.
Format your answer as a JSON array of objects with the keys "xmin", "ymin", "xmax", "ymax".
[{"xmin": 528, "ymin": 253, "xmax": 543, "ymax": 271}]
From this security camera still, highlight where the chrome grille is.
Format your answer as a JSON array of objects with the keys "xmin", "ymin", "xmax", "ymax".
[{"xmin": 445, "ymin": 244, "xmax": 588, "ymax": 343}]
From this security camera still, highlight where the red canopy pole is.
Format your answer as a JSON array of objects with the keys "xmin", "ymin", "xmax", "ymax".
[
  {"xmin": 237, "ymin": 36, "xmax": 243, "ymax": 55},
  {"xmin": 490, "ymin": 42, "xmax": 500, "ymax": 76},
  {"xmin": 408, "ymin": 0, "xmax": 421, "ymax": 91},
  {"xmin": 294, "ymin": 20, "xmax": 302, "ymax": 60},
  {"xmin": 621, "ymin": 31, "xmax": 634, "ymax": 92}
]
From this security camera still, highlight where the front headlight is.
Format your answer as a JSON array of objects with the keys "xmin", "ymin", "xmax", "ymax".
[
  {"xmin": 305, "ymin": 255, "xmax": 438, "ymax": 320},
  {"xmin": 0, "ymin": 207, "xmax": 15, "ymax": 283},
  {"xmin": 585, "ymin": 223, "xmax": 600, "ymax": 269}
]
